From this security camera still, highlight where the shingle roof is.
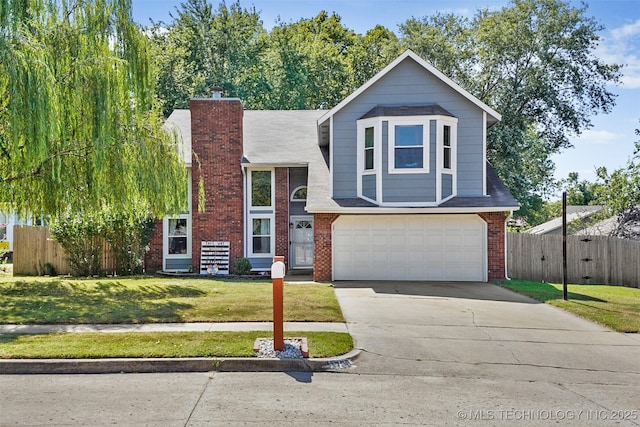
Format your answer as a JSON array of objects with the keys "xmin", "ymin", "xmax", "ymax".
[
  {"xmin": 527, "ymin": 205, "xmax": 603, "ymax": 234},
  {"xmin": 439, "ymin": 163, "xmax": 519, "ymax": 209},
  {"xmin": 360, "ymin": 104, "xmax": 455, "ymax": 120},
  {"xmin": 241, "ymin": 110, "xmax": 327, "ymax": 166}
]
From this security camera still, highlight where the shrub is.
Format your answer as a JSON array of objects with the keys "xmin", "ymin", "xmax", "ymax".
[
  {"xmin": 50, "ymin": 213, "xmax": 103, "ymax": 277},
  {"xmin": 233, "ymin": 257, "xmax": 252, "ymax": 275},
  {"xmin": 51, "ymin": 210, "xmax": 154, "ymax": 277},
  {"xmin": 44, "ymin": 262, "xmax": 57, "ymax": 276}
]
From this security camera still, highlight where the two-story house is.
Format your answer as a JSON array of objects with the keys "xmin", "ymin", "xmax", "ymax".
[{"xmin": 145, "ymin": 50, "xmax": 519, "ymax": 282}]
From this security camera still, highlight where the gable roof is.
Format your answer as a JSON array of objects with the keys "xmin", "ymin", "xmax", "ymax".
[{"xmin": 317, "ymin": 50, "xmax": 501, "ymax": 128}]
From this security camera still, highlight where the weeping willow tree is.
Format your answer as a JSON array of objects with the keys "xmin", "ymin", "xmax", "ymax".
[{"xmin": 0, "ymin": 0, "xmax": 187, "ymax": 218}]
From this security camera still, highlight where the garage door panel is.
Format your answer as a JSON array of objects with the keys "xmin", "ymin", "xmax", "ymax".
[{"xmin": 333, "ymin": 215, "xmax": 485, "ymax": 281}]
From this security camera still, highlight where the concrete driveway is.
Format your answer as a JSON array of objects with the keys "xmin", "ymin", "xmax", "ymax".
[{"xmin": 333, "ymin": 281, "xmax": 640, "ymax": 421}]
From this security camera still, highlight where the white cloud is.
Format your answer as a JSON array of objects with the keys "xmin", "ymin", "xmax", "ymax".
[
  {"xmin": 611, "ymin": 19, "xmax": 640, "ymax": 40},
  {"xmin": 599, "ymin": 19, "xmax": 640, "ymax": 88},
  {"xmin": 571, "ymin": 129, "xmax": 625, "ymax": 145}
]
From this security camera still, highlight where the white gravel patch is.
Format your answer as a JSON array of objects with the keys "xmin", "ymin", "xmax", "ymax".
[{"xmin": 256, "ymin": 338, "xmax": 304, "ymax": 359}]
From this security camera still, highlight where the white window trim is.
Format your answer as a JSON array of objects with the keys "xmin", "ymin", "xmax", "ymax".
[
  {"xmin": 356, "ymin": 118, "xmax": 381, "ymax": 202},
  {"xmin": 356, "ymin": 118, "xmax": 380, "ymax": 176},
  {"xmin": 248, "ymin": 213, "xmax": 275, "ymax": 257},
  {"xmin": 388, "ymin": 117, "xmax": 430, "ymax": 175},
  {"xmin": 438, "ymin": 118, "xmax": 458, "ymax": 175},
  {"xmin": 163, "ymin": 215, "xmax": 192, "ymax": 259},
  {"xmin": 249, "ymin": 168, "xmax": 275, "ymax": 209},
  {"xmin": 436, "ymin": 117, "xmax": 458, "ymax": 204}
]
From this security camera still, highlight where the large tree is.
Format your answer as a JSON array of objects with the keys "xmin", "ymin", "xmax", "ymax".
[
  {"xmin": 0, "ymin": 0, "xmax": 186, "ymax": 217},
  {"xmin": 149, "ymin": 0, "xmax": 268, "ymax": 115},
  {"xmin": 401, "ymin": 0, "xmax": 622, "ymax": 222}
]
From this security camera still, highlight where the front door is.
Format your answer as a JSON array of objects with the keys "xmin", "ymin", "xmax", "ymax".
[{"xmin": 290, "ymin": 216, "xmax": 314, "ymax": 268}]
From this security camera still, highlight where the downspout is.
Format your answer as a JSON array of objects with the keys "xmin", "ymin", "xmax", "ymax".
[
  {"xmin": 504, "ymin": 210, "xmax": 512, "ymax": 280},
  {"xmin": 241, "ymin": 165, "xmax": 247, "ymax": 259}
]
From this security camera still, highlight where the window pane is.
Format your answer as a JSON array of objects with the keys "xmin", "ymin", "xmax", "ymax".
[
  {"xmin": 169, "ymin": 218, "xmax": 187, "ymax": 236},
  {"xmin": 252, "ymin": 218, "xmax": 270, "ymax": 236},
  {"xmin": 252, "ymin": 236, "xmax": 270, "ymax": 253},
  {"xmin": 168, "ymin": 237, "xmax": 187, "ymax": 254},
  {"xmin": 365, "ymin": 127, "xmax": 374, "ymax": 148},
  {"xmin": 251, "ymin": 171, "xmax": 272, "ymax": 206},
  {"xmin": 443, "ymin": 125, "xmax": 451, "ymax": 147},
  {"xmin": 292, "ymin": 187, "xmax": 307, "ymax": 200},
  {"xmin": 395, "ymin": 147, "xmax": 423, "ymax": 169},
  {"xmin": 444, "ymin": 147, "xmax": 451, "ymax": 169},
  {"xmin": 395, "ymin": 125, "xmax": 423, "ymax": 147},
  {"xmin": 365, "ymin": 148, "xmax": 374, "ymax": 170}
]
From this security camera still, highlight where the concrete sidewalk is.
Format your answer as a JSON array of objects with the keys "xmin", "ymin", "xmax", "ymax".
[{"xmin": 0, "ymin": 322, "xmax": 348, "ymax": 334}]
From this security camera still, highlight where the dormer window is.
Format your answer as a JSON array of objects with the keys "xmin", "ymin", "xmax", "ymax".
[{"xmin": 356, "ymin": 105, "xmax": 458, "ymax": 205}]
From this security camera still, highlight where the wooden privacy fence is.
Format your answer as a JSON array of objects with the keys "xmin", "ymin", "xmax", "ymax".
[
  {"xmin": 13, "ymin": 225, "xmax": 116, "ymax": 276},
  {"xmin": 507, "ymin": 232, "xmax": 640, "ymax": 288}
]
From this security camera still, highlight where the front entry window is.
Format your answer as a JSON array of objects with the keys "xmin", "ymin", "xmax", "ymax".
[
  {"xmin": 168, "ymin": 218, "xmax": 188, "ymax": 255},
  {"xmin": 251, "ymin": 170, "xmax": 272, "ymax": 207},
  {"xmin": 252, "ymin": 218, "xmax": 271, "ymax": 254}
]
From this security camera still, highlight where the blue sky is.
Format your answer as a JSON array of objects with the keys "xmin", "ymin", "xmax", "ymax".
[{"xmin": 132, "ymin": 0, "xmax": 640, "ymax": 186}]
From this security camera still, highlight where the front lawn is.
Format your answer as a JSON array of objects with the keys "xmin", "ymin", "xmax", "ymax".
[
  {"xmin": 0, "ymin": 276, "xmax": 344, "ymax": 324},
  {"xmin": 0, "ymin": 331, "xmax": 353, "ymax": 359},
  {"xmin": 498, "ymin": 279, "xmax": 640, "ymax": 333},
  {"xmin": 0, "ymin": 276, "xmax": 351, "ymax": 358}
]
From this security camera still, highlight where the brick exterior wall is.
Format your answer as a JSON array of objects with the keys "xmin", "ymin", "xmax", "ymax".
[
  {"xmin": 275, "ymin": 168, "xmax": 289, "ymax": 268},
  {"xmin": 144, "ymin": 220, "xmax": 163, "ymax": 273},
  {"xmin": 313, "ymin": 213, "xmax": 340, "ymax": 282},
  {"xmin": 479, "ymin": 212, "xmax": 507, "ymax": 282},
  {"xmin": 190, "ymin": 98, "xmax": 244, "ymax": 273}
]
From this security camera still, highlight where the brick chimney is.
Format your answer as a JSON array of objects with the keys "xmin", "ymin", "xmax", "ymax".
[{"xmin": 189, "ymin": 93, "xmax": 244, "ymax": 274}]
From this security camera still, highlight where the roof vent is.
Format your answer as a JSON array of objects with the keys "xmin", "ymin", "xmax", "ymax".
[{"xmin": 211, "ymin": 86, "xmax": 223, "ymax": 99}]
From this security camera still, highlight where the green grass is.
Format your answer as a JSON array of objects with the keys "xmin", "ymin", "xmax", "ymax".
[
  {"xmin": 0, "ymin": 331, "xmax": 353, "ymax": 359},
  {"xmin": 498, "ymin": 279, "xmax": 640, "ymax": 333},
  {"xmin": 0, "ymin": 276, "xmax": 344, "ymax": 324}
]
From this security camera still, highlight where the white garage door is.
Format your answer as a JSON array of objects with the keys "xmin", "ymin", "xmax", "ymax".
[{"xmin": 333, "ymin": 214, "xmax": 486, "ymax": 281}]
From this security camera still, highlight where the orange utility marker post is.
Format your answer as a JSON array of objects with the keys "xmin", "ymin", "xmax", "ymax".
[{"xmin": 271, "ymin": 256, "xmax": 286, "ymax": 351}]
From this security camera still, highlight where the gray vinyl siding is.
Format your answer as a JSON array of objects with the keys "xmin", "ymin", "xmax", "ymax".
[
  {"xmin": 248, "ymin": 257, "xmax": 271, "ymax": 270},
  {"xmin": 289, "ymin": 167, "xmax": 308, "ymax": 216},
  {"xmin": 456, "ymin": 111, "xmax": 484, "ymax": 196},
  {"xmin": 442, "ymin": 174, "xmax": 453, "ymax": 198},
  {"xmin": 165, "ymin": 258, "xmax": 192, "ymax": 271},
  {"xmin": 362, "ymin": 174, "xmax": 376, "ymax": 200},
  {"xmin": 332, "ymin": 57, "xmax": 485, "ymax": 200},
  {"xmin": 381, "ymin": 120, "xmax": 435, "ymax": 203}
]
